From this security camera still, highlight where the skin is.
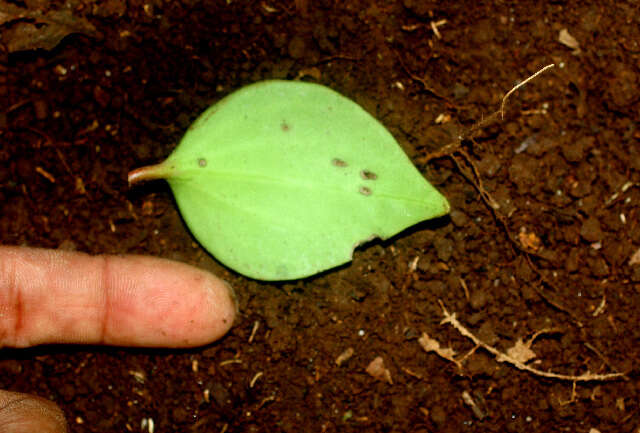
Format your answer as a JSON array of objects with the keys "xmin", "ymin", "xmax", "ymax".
[{"xmin": 0, "ymin": 246, "xmax": 238, "ymax": 433}]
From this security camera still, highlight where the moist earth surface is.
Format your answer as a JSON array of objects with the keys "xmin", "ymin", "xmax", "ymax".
[{"xmin": 1, "ymin": 1, "xmax": 640, "ymax": 432}]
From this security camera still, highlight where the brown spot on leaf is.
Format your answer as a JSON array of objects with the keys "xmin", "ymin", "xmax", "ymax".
[
  {"xmin": 332, "ymin": 158, "xmax": 348, "ymax": 167},
  {"xmin": 360, "ymin": 169, "xmax": 377, "ymax": 180},
  {"xmin": 359, "ymin": 186, "xmax": 372, "ymax": 196}
]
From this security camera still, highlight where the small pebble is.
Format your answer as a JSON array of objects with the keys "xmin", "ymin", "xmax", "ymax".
[
  {"xmin": 469, "ymin": 289, "xmax": 489, "ymax": 310},
  {"xmin": 580, "ymin": 216, "xmax": 603, "ymax": 242},
  {"xmin": 450, "ymin": 209, "xmax": 469, "ymax": 227},
  {"xmin": 288, "ymin": 36, "xmax": 306, "ymax": 59},
  {"xmin": 33, "ymin": 99, "xmax": 48, "ymax": 120},
  {"xmin": 434, "ymin": 236, "xmax": 454, "ymax": 262}
]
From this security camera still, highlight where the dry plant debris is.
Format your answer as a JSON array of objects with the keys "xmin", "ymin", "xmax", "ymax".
[
  {"xmin": 504, "ymin": 338, "xmax": 537, "ymax": 364},
  {"xmin": 558, "ymin": 28, "xmax": 581, "ymax": 54},
  {"xmin": 461, "ymin": 391, "xmax": 486, "ymax": 420},
  {"xmin": 418, "ymin": 332, "xmax": 461, "ymax": 369},
  {"xmin": 419, "ymin": 302, "xmax": 626, "ymax": 382},
  {"xmin": 0, "ymin": 1, "xmax": 99, "ymax": 52},
  {"xmin": 500, "ymin": 64, "xmax": 555, "ymax": 119},
  {"xmin": 365, "ymin": 356, "xmax": 393, "ymax": 384},
  {"xmin": 335, "ymin": 347, "xmax": 355, "ymax": 366},
  {"xmin": 517, "ymin": 227, "xmax": 542, "ymax": 252}
]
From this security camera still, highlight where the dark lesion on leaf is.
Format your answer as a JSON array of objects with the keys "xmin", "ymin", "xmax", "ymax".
[
  {"xmin": 281, "ymin": 121, "xmax": 290, "ymax": 132},
  {"xmin": 331, "ymin": 158, "xmax": 348, "ymax": 167},
  {"xmin": 360, "ymin": 169, "xmax": 377, "ymax": 180},
  {"xmin": 198, "ymin": 158, "xmax": 207, "ymax": 167},
  {"xmin": 359, "ymin": 186, "xmax": 372, "ymax": 196}
]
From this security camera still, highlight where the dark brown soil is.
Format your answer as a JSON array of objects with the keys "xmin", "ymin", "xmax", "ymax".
[{"xmin": 2, "ymin": 1, "xmax": 640, "ymax": 431}]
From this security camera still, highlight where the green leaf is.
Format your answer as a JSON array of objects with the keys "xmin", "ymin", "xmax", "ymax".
[{"xmin": 129, "ymin": 80, "xmax": 449, "ymax": 280}]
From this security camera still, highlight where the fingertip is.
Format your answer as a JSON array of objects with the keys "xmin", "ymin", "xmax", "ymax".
[
  {"xmin": 221, "ymin": 279, "xmax": 239, "ymax": 317},
  {"xmin": 196, "ymin": 273, "xmax": 238, "ymax": 345},
  {"xmin": 0, "ymin": 391, "xmax": 69, "ymax": 433},
  {"xmin": 101, "ymin": 255, "xmax": 238, "ymax": 348}
]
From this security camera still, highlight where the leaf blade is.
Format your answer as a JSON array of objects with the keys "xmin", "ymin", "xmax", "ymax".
[{"xmin": 151, "ymin": 80, "xmax": 450, "ymax": 280}]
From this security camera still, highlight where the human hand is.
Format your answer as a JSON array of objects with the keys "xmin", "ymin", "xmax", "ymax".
[{"xmin": 0, "ymin": 246, "xmax": 237, "ymax": 432}]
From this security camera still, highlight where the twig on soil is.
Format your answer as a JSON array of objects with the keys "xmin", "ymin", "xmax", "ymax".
[
  {"xmin": 419, "ymin": 63, "xmax": 586, "ymax": 325},
  {"xmin": 421, "ymin": 301, "xmax": 627, "ymax": 382},
  {"xmin": 442, "ymin": 146, "xmax": 579, "ymax": 323},
  {"xmin": 394, "ymin": 51, "xmax": 457, "ymax": 105},
  {"xmin": 430, "ymin": 19, "xmax": 447, "ymax": 39},
  {"xmin": 315, "ymin": 53, "xmax": 362, "ymax": 64},
  {"xmin": 523, "ymin": 254, "xmax": 585, "ymax": 325},
  {"xmin": 414, "ymin": 63, "xmax": 627, "ymax": 383},
  {"xmin": 459, "ymin": 276, "xmax": 470, "ymax": 301},
  {"xmin": 500, "ymin": 64, "xmax": 554, "ymax": 119},
  {"xmin": 449, "ymin": 148, "xmax": 501, "ymax": 210},
  {"xmin": 35, "ymin": 166, "xmax": 56, "ymax": 183},
  {"xmin": 462, "ymin": 173, "xmax": 585, "ymax": 324},
  {"xmin": 249, "ymin": 371, "xmax": 263, "ymax": 388},
  {"xmin": 3, "ymin": 99, "xmax": 31, "ymax": 116},
  {"xmin": 584, "ymin": 342, "xmax": 627, "ymax": 380},
  {"xmin": 448, "ymin": 156, "xmax": 582, "ymax": 322},
  {"xmin": 419, "ymin": 63, "xmax": 555, "ymax": 163},
  {"xmin": 461, "ymin": 390, "xmax": 486, "ymax": 419},
  {"xmin": 248, "ymin": 320, "xmax": 260, "ymax": 343},
  {"xmin": 559, "ymin": 381, "xmax": 578, "ymax": 405}
]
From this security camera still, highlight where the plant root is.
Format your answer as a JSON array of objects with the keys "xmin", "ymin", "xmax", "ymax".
[{"xmin": 418, "ymin": 301, "xmax": 627, "ymax": 382}]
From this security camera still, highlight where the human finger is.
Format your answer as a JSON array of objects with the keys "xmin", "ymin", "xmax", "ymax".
[
  {"xmin": 0, "ymin": 390, "xmax": 68, "ymax": 433},
  {"xmin": 0, "ymin": 246, "xmax": 237, "ymax": 348}
]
